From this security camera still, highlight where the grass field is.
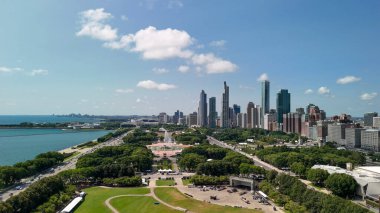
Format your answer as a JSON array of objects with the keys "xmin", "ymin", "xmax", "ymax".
[
  {"xmin": 154, "ymin": 187, "xmax": 262, "ymax": 213},
  {"xmin": 110, "ymin": 196, "xmax": 180, "ymax": 213},
  {"xmin": 156, "ymin": 179, "xmax": 176, "ymax": 186},
  {"xmin": 75, "ymin": 187, "xmax": 150, "ymax": 213},
  {"xmin": 181, "ymin": 179, "xmax": 192, "ymax": 186}
]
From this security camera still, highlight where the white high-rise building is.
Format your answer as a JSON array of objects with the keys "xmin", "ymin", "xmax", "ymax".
[
  {"xmin": 373, "ymin": 117, "xmax": 380, "ymax": 128},
  {"xmin": 361, "ymin": 129, "xmax": 380, "ymax": 152}
]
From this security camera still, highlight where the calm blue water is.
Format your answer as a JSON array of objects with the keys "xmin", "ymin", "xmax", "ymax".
[
  {"xmin": 0, "ymin": 129, "xmax": 111, "ymax": 165},
  {"xmin": 0, "ymin": 115, "xmax": 101, "ymax": 125}
]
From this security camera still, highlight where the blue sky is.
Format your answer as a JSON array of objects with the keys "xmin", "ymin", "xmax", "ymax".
[{"xmin": 0, "ymin": 0, "xmax": 379, "ymax": 116}]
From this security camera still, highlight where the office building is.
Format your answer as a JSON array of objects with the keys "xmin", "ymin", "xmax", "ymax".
[
  {"xmin": 326, "ymin": 123, "xmax": 351, "ymax": 146},
  {"xmin": 364, "ymin": 112, "xmax": 378, "ymax": 127},
  {"xmin": 374, "ymin": 117, "xmax": 380, "ymax": 128},
  {"xmin": 276, "ymin": 89, "xmax": 291, "ymax": 129},
  {"xmin": 173, "ymin": 110, "xmax": 183, "ymax": 124},
  {"xmin": 261, "ymin": 80, "xmax": 270, "ymax": 126},
  {"xmin": 187, "ymin": 112, "xmax": 198, "ymax": 127},
  {"xmin": 209, "ymin": 97, "xmax": 217, "ymax": 128},
  {"xmin": 361, "ymin": 129, "xmax": 380, "ymax": 152},
  {"xmin": 197, "ymin": 90, "xmax": 208, "ymax": 127},
  {"xmin": 346, "ymin": 128, "xmax": 365, "ymax": 148},
  {"xmin": 221, "ymin": 81, "xmax": 230, "ymax": 128},
  {"xmin": 264, "ymin": 113, "xmax": 276, "ymax": 131},
  {"xmin": 237, "ymin": 113, "xmax": 247, "ymax": 128},
  {"xmin": 247, "ymin": 102, "xmax": 261, "ymax": 128}
]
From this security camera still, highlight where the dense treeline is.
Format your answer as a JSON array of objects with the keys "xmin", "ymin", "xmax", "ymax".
[
  {"xmin": 76, "ymin": 145, "xmax": 153, "ymax": 173},
  {"xmin": 173, "ymin": 129, "xmax": 208, "ymax": 145},
  {"xmin": 256, "ymin": 145, "xmax": 365, "ymax": 171},
  {"xmin": 97, "ymin": 128, "xmax": 130, "ymax": 143},
  {"xmin": 212, "ymin": 128, "xmax": 305, "ymax": 144},
  {"xmin": 33, "ymin": 184, "xmax": 76, "ymax": 213},
  {"xmin": 148, "ymin": 124, "xmax": 188, "ymax": 132},
  {"xmin": 123, "ymin": 129, "xmax": 157, "ymax": 145},
  {"xmin": 0, "ymin": 152, "xmax": 64, "ymax": 187},
  {"xmin": 178, "ymin": 144, "xmax": 252, "ymax": 176},
  {"xmin": 102, "ymin": 176, "xmax": 142, "ymax": 187},
  {"xmin": 190, "ymin": 175, "xmax": 229, "ymax": 185},
  {"xmin": 259, "ymin": 173, "xmax": 369, "ymax": 213},
  {"xmin": 0, "ymin": 176, "xmax": 66, "ymax": 213}
]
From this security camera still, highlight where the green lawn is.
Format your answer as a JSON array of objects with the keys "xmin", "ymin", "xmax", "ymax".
[
  {"xmin": 156, "ymin": 179, "xmax": 176, "ymax": 186},
  {"xmin": 110, "ymin": 196, "xmax": 180, "ymax": 213},
  {"xmin": 75, "ymin": 187, "xmax": 150, "ymax": 213},
  {"xmin": 181, "ymin": 179, "xmax": 192, "ymax": 186},
  {"xmin": 154, "ymin": 187, "xmax": 262, "ymax": 213}
]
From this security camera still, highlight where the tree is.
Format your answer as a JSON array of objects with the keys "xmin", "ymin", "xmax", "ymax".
[
  {"xmin": 239, "ymin": 163, "xmax": 265, "ymax": 175},
  {"xmin": 178, "ymin": 153, "xmax": 206, "ymax": 171},
  {"xmin": 290, "ymin": 162, "xmax": 306, "ymax": 177},
  {"xmin": 307, "ymin": 169, "xmax": 329, "ymax": 186},
  {"xmin": 325, "ymin": 173, "xmax": 357, "ymax": 198}
]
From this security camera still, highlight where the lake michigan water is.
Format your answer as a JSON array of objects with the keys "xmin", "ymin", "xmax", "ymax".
[{"xmin": 0, "ymin": 115, "xmax": 110, "ymax": 165}]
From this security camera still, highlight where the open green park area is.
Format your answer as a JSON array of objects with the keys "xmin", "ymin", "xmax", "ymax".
[
  {"xmin": 156, "ymin": 179, "xmax": 176, "ymax": 186},
  {"xmin": 110, "ymin": 196, "xmax": 180, "ymax": 213},
  {"xmin": 75, "ymin": 187, "xmax": 150, "ymax": 213},
  {"xmin": 154, "ymin": 187, "xmax": 262, "ymax": 213}
]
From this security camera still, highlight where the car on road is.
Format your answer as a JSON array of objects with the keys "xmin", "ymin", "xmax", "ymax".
[{"xmin": 15, "ymin": 186, "xmax": 23, "ymax": 190}]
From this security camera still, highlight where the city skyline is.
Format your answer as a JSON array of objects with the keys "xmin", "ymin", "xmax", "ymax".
[{"xmin": 0, "ymin": 1, "xmax": 379, "ymax": 116}]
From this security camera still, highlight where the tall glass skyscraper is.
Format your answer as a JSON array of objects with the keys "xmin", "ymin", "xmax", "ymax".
[
  {"xmin": 261, "ymin": 80, "xmax": 270, "ymax": 128},
  {"xmin": 261, "ymin": 80, "xmax": 270, "ymax": 117},
  {"xmin": 221, "ymin": 81, "xmax": 230, "ymax": 128},
  {"xmin": 276, "ymin": 89, "xmax": 291, "ymax": 127},
  {"xmin": 198, "ymin": 90, "xmax": 208, "ymax": 127},
  {"xmin": 209, "ymin": 97, "xmax": 216, "ymax": 128}
]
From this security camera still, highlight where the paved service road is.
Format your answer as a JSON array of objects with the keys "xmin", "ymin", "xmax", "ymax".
[{"xmin": 0, "ymin": 132, "xmax": 130, "ymax": 202}]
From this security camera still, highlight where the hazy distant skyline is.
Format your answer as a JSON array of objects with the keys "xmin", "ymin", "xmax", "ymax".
[{"xmin": 0, "ymin": 0, "xmax": 379, "ymax": 116}]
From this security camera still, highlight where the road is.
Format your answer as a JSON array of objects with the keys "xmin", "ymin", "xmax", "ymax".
[
  {"xmin": 207, "ymin": 136, "xmax": 283, "ymax": 173},
  {"xmin": 0, "ymin": 132, "xmax": 130, "ymax": 202}
]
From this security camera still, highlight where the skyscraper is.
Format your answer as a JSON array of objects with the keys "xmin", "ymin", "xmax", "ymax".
[
  {"xmin": 247, "ymin": 102, "xmax": 255, "ymax": 128},
  {"xmin": 276, "ymin": 89, "xmax": 291, "ymax": 129},
  {"xmin": 233, "ymin": 104, "xmax": 241, "ymax": 114},
  {"xmin": 364, "ymin": 112, "xmax": 378, "ymax": 127},
  {"xmin": 221, "ymin": 81, "xmax": 230, "ymax": 128},
  {"xmin": 209, "ymin": 97, "xmax": 216, "ymax": 128},
  {"xmin": 261, "ymin": 80, "xmax": 270, "ymax": 126},
  {"xmin": 197, "ymin": 90, "xmax": 208, "ymax": 127}
]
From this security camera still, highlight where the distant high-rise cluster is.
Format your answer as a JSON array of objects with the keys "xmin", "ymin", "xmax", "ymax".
[{"xmin": 154, "ymin": 80, "xmax": 380, "ymax": 152}]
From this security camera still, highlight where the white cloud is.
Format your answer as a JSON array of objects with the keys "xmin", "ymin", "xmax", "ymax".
[
  {"xmin": 336, "ymin": 76, "xmax": 361, "ymax": 84},
  {"xmin": 121, "ymin": 15, "xmax": 128, "ymax": 21},
  {"xmin": 29, "ymin": 69, "xmax": 48, "ymax": 76},
  {"xmin": 192, "ymin": 53, "xmax": 237, "ymax": 74},
  {"xmin": 132, "ymin": 26, "xmax": 193, "ymax": 59},
  {"xmin": 257, "ymin": 73, "xmax": 269, "ymax": 82},
  {"xmin": 76, "ymin": 8, "xmax": 118, "ymax": 41},
  {"xmin": 103, "ymin": 34, "xmax": 133, "ymax": 49},
  {"xmin": 304, "ymin": 89, "xmax": 313, "ymax": 94},
  {"xmin": 210, "ymin": 40, "xmax": 226, "ymax": 47},
  {"xmin": 0, "ymin": 66, "xmax": 23, "ymax": 73},
  {"xmin": 137, "ymin": 80, "xmax": 177, "ymax": 91},
  {"xmin": 360, "ymin": 92, "xmax": 378, "ymax": 101},
  {"xmin": 77, "ymin": 9, "xmax": 237, "ymax": 75},
  {"xmin": 136, "ymin": 98, "xmax": 142, "ymax": 103},
  {"xmin": 115, "ymin": 88, "xmax": 134, "ymax": 93},
  {"xmin": 178, "ymin": 65, "xmax": 190, "ymax": 73},
  {"xmin": 152, "ymin": 67, "xmax": 169, "ymax": 74},
  {"xmin": 168, "ymin": 0, "xmax": 184, "ymax": 9},
  {"xmin": 318, "ymin": 87, "xmax": 330, "ymax": 95}
]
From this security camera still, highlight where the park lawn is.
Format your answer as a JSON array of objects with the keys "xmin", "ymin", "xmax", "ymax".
[
  {"xmin": 181, "ymin": 179, "xmax": 192, "ymax": 186},
  {"xmin": 110, "ymin": 196, "xmax": 180, "ymax": 213},
  {"xmin": 156, "ymin": 179, "xmax": 176, "ymax": 186},
  {"xmin": 75, "ymin": 187, "xmax": 150, "ymax": 213},
  {"xmin": 154, "ymin": 187, "xmax": 262, "ymax": 213}
]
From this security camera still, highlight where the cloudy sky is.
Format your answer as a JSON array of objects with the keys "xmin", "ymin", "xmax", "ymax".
[{"xmin": 0, "ymin": 0, "xmax": 379, "ymax": 116}]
